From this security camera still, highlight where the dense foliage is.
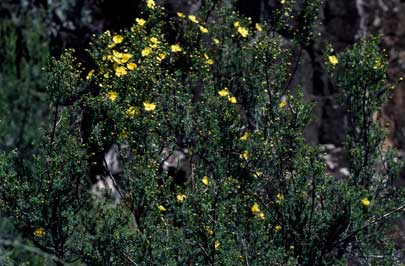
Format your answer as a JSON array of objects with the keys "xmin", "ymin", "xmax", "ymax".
[{"xmin": 0, "ymin": 0, "xmax": 404, "ymax": 265}]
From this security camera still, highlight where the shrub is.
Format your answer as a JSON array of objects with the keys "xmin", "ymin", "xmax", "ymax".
[{"xmin": 0, "ymin": 0, "xmax": 404, "ymax": 265}]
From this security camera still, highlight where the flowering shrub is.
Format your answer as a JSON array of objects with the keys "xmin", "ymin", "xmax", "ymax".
[{"xmin": 0, "ymin": 0, "xmax": 404, "ymax": 265}]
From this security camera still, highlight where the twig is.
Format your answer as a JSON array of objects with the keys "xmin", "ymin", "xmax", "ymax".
[
  {"xmin": 335, "ymin": 204, "xmax": 405, "ymax": 246},
  {"xmin": 283, "ymin": 46, "xmax": 302, "ymax": 95},
  {"xmin": 120, "ymin": 251, "xmax": 139, "ymax": 266}
]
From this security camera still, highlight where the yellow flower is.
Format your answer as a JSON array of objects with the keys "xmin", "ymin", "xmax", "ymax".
[
  {"xmin": 255, "ymin": 171, "xmax": 263, "ymax": 177},
  {"xmin": 106, "ymin": 91, "xmax": 118, "ymax": 101},
  {"xmin": 251, "ymin": 203, "xmax": 265, "ymax": 220},
  {"xmin": 240, "ymin": 131, "xmax": 249, "ymax": 141},
  {"xmin": 177, "ymin": 12, "xmax": 185, "ymax": 18},
  {"xmin": 136, "ymin": 18, "xmax": 146, "ymax": 26},
  {"xmin": 112, "ymin": 50, "xmax": 123, "ymax": 63},
  {"xmin": 158, "ymin": 205, "xmax": 166, "ymax": 212},
  {"xmin": 111, "ymin": 51, "xmax": 132, "ymax": 64},
  {"xmin": 146, "ymin": 0, "xmax": 156, "ymax": 9},
  {"xmin": 228, "ymin": 96, "xmax": 237, "ymax": 104},
  {"xmin": 218, "ymin": 87, "xmax": 229, "ymax": 97},
  {"xmin": 199, "ymin": 26, "xmax": 208, "ymax": 33},
  {"xmin": 171, "ymin": 44, "xmax": 182, "ymax": 53},
  {"xmin": 213, "ymin": 38, "xmax": 220, "ymax": 45},
  {"xmin": 150, "ymin": 37, "xmax": 160, "ymax": 45},
  {"xmin": 157, "ymin": 53, "xmax": 167, "ymax": 62},
  {"xmin": 255, "ymin": 23, "xmax": 263, "ymax": 32},
  {"xmin": 143, "ymin": 102, "xmax": 157, "ymax": 111},
  {"xmin": 274, "ymin": 225, "xmax": 282, "ymax": 232},
  {"xmin": 205, "ymin": 226, "xmax": 214, "ymax": 235},
  {"xmin": 276, "ymin": 193, "xmax": 284, "ymax": 204},
  {"xmin": 112, "ymin": 35, "xmax": 123, "ymax": 44},
  {"xmin": 328, "ymin": 55, "xmax": 338, "ymax": 66},
  {"xmin": 188, "ymin": 15, "xmax": 199, "ymax": 24},
  {"xmin": 119, "ymin": 129, "xmax": 128, "ymax": 138},
  {"xmin": 127, "ymin": 62, "xmax": 137, "ymax": 70},
  {"xmin": 240, "ymin": 150, "xmax": 249, "ymax": 160},
  {"xmin": 233, "ymin": 21, "xmax": 240, "ymax": 28},
  {"xmin": 176, "ymin": 194, "xmax": 187, "ymax": 202},
  {"xmin": 112, "ymin": 49, "xmax": 122, "ymax": 57},
  {"xmin": 115, "ymin": 66, "xmax": 127, "ymax": 77},
  {"xmin": 204, "ymin": 53, "xmax": 214, "ymax": 65},
  {"xmin": 237, "ymin": 27, "xmax": 249, "ymax": 38},
  {"xmin": 33, "ymin": 227, "xmax": 46, "ymax": 237},
  {"xmin": 251, "ymin": 203, "xmax": 261, "ymax": 214},
  {"xmin": 121, "ymin": 53, "xmax": 133, "ymax": 63},
  {"xmin": 279, "ymin": 100, "xmax": 287, "ymax": 108},
  {"xmin": 281, "ymin": 0, "xmax": 286, "ymax": 4},
  {"xmin": 86, "ymin": 69, "xmax": 94, "ymax": 80},
  {"xmin": 142, "ymin": 47, "xmax": 152, "ymax": 57},
  {"xmin": 125, "ymin": 106, "xmax": 139, "ymax": 117},
  {"xmin": 214, "ymin": 240, "xmax": 220, "ymax": 250},
  {"xmin": 202, "ymin": 176, "xmax": 209, "ymax": 186},
  {"xmin": 361, "ymin": 197, "xmax": 370, "ymax": 207}
]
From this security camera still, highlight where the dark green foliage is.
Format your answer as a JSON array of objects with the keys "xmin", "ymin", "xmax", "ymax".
[{"xmin": 0, "ymin": 1, "xmax": 404, "ymax": 265}]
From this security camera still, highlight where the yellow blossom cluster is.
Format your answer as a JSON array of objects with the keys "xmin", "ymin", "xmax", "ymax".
[
  {"xmin": 103, "ymin": 49, "xmax": 137, "ymax": 77},
  {"xmin": 218, "ymin": 87, "xmax": 237, "ymax": 104},
  {"xmin": 204, "ymin": 53, "xmax": 214, "ymax": 65},
  {"xmin": 171, "ymin": 44, "xmax": 182, "ymax": 53},
  {"xmin": 143, "ymin": 102, "xmax": 157, "ymax": 111},
  {"xmin": 275, "ymin": 193, "xmax": 284, "ymax": 204},
  {"xmin": 240, "ymin": 131, "xmax": 249, "ymax": 141},
  {"xmin": 112, "ymin": 50, "xmax": 133, "ymax": 64},
  {"xmin": 176, "ymin": 194, "xmax": 187, "ymax": 202},
  {"xmin": 125, "ymin": 106, "xmax": 139, "ymax": 117},
  {"xmin": 234, "ymin": 21, "xmax": 249, "ymax": 38},
  {"xmin": 131, "ymin": 18, "xmax": 146, "ymax": 32},
  {"xmin": 251, "ymin": 203, "xmax": 265, "ymax": 220},
  {"xmin": 240, "ymin": 150, "xmax": 249, "ymax": 160},
  {"xmin": 205, "ymin": 225, "xmax": 214, "ymax": 235},
  {"xmin": 139, "ymin": 36, "xmax": 169, "ymax": 62},
  {"xmin": 33, "ymin": 227, "xmax": 46, "ymax": 237}
]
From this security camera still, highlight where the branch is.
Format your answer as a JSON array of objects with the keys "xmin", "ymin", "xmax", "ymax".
[
  {"xmin": 334, "ymin": 204, "xmax": 405, "ymax": 246},
  {"xmin": 283, "ymin": 46, "xmax": 303, "ymax": 95}
]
